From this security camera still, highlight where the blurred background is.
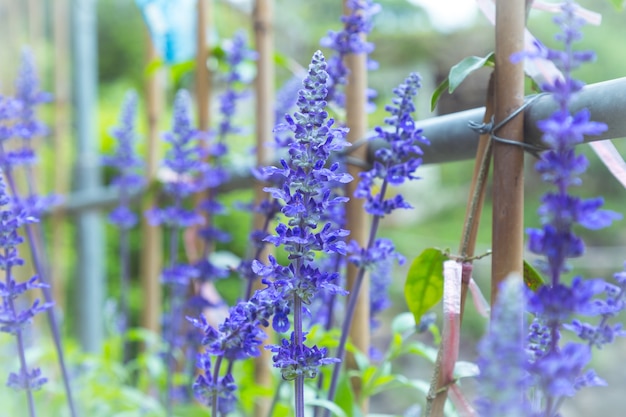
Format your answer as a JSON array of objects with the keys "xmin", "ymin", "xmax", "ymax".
[{"xmin": 0, "ymin": 0, "xmax": 625, "ymax": 415}]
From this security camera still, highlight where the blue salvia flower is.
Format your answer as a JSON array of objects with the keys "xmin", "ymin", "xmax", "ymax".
[
  {"xmin": 475, "ymin": 276, "xmax": 529, "ymax": 417},
  {"xmin": 354, "ymin": 73, "xmax": 429, "ymax": 216},
  {"xmin": 0, "ymin": 95, "xmax": 20, "ymax": 144},
  {"xmin": 12, "ymin": 49, "xmax": 51, "ymax": 160},
  {"xmin": 346, "ymin": 73, "xmax": 426, "ymax": 306},
  {"xmin": 1, "ymin": 51, "xmax": 77, "ymax": 417},
  {"xmin": 145, "ymin": 90, "xmax": 210, "ymax": 411},
  {"xmin": 325, "ymin": 73, "xmax": 428, "ymax": 409},
  {"xmin": 10, "ymin": 49, "xmax": 59, "ymax": 218},
  {"xmin": 320, "ymin": 0, "xmax": 380, "ymax": 109},
  {"xmin": 195, "ymin": 32, "xmax": 256, "ymax": 285},
  {"xmin": 368, "ymin": 244, "xmax": 398, "ymax": 330},
  {"xmin": 564, "ymin": 264, "xmax": 626, "ymax": 348},
  {"xmin": 215, "ymin": 30, "xmax": 257, "ymax": 143},
  {"xmin": 146, "ymin": 90, "xmax": 210, "ymax": 228},
  {"xmin": 509, "ymin": 1, "xmax": 622, "ymax": 414},
  {"xmin": 189, "ymin": 290, "xmax": 284, "ymax": 416},
  {"xmin": 254, "ymin": 50, "xmax": 352, "ymax": 417},
  {"xmin": 102, "ymin": 91, "xmax": 144, "ymax": 358},
  {"xmin": 193, "ymin": 355, "xmax": 237, "ymax": 416},
  {"xmin": 0, "ymin": 170, "xmax": 51, "ymax": 417}
]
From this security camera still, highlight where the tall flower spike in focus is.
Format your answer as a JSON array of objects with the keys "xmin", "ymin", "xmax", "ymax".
[
  {"xmin": 253, "ymin": 50, "xmax": 352, "ymax": 417},
  {"xmin": 510, "ymin": 1, "xmax": 621, "ymax": 414},
  {"xmin": 0, "ymin": 169, "xmax": 51, "ymax": 417}
]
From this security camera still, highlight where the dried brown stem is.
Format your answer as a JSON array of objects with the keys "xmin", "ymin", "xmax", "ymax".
[{"xmin": 425, "ymin": 74, "xmax": 496, "ymax": 417}]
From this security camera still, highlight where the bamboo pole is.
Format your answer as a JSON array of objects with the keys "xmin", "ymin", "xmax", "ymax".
[
  {"xmin": 193, "ymin": 0, "xmax": 213, "ymax": 267},
  {"xmin": 492, "ymin": 0, "xmax": 526, "ymax": 304},
  {"xmin": 252, "ymin": 1, "xmax": 274, "ymax": 416},
  {"xmin": 27, "ymin": 0, "xmax": 42, "ymax": 46},
  {"xmin": 196, "ymin": 0, "xmax": 211, "ymax": 132},
  {"xmin": 139, "ymin": 29, "xmax": 164, "ymax": 334},
  {"xmin": 51, "ymin": 0, "xmax": 72, "ymax": 312},
  {"xmin": 342, "ymin": 0, "xmax": 370, "ymax": 407},
  {"xmin": 5, "ymin": 0, "xmax": 21, "ymax": 90}
]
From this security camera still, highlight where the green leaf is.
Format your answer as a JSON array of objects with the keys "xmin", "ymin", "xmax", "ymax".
[
  {"xmin": 333, "ymin": 374, "xmax": 360, "ymax": 417},
  {"xmin": 403, "ymin": 341, "xmax": 438, "ymax": 363},
  {"xmin": 144, "ymin": 57, "xmax": 164, "ymax": 77},
  {"xmin": 430, "ymin": 78, "xmax": 450, "ymax": 111},
  {"xmin": 523, "ymin": 259, "xmax": 545, "ymax": 291},
  {"xmin": 404, "ymin": 248, "xmax": 447, "ymax": 324},
  {"xmin": 169, "ymin": 59, "xmax": 195, "ymax": 85},
  {"xmin": 274, "ymin": 51, "xmax": 291, "ymax": 68},
  {"xmin": 610, "ymin": 0, "xmax": 624, "ymax": 10},
  {"xmin": 430, "ymin": 52, "xmax": 494, "ymax": 111}
]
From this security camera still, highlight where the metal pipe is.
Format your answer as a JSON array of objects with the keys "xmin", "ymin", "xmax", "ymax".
[
  {"xmin": 72, "ymin": 0, "xmax": 104, "ymax": 353},
  {"xmin": 58, "ymin": 77, "xmax": 626, "ymax": 214},
  {"xmin": 367, "ymin": 77, "xmax": 626, "ymax": 165}
]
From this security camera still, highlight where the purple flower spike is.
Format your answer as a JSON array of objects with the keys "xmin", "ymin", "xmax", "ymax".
[
  {"xmin": 268, "ymin": 332, "xmax": 340, "ymax": 381},
  {"xmin": 146, "ymin": 89, "xmax": 210, "ymax": 228},
  {"xmin": 512, "ymin": 2, "xmax": 625, "ymax": 416},
  {"xmin": 355, "ymin": 72, "xmax": 429, "ymax": 217},
  {"xmin": 13, "ymin": 49, "xmax": 52, "ymax": 144},
  {"xmin": 476, "ymin": 277, "xmax": 529, "ymax": 417},
  {"xmin": 103, "ymin": 91, "xmax": 144, "ymax": 229},
  {"xmin": 0, "ymin": 170, "xmax": 51, "ymax": 412}
]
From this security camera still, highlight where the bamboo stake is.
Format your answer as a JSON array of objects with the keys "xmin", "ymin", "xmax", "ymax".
[
  {"xmin": 193, "ymin": 0, "xmax": 213, "ymax": 275},
  {"xmin": 252, "ymin": 2, "xmax": 274, "ymax": 416},
  {"xmin": 342, "ymin": 0, "xmax": 369, "ymax": 407},
  {"xmin": 426, "ymin": 75, "xmax": 495, "ymax": 417},
  {"xmin": 140, "ymin": 28, "xmax": 164, "ymax": 334},
  {"xmin": 492, "ymin": 0, "xmax": 526, "ymax": 304},
  {"xmin": 196, "ymin": 0, "xmax": 211, "ymax": 132},
  {"xmin": 27, "ymin": 0, "xmax": 42, "ymax": 46},
  {"xmin": 51, "ymin": 0, "xmax": 71, "ymax": 312},
  {"xmin": 5, "ymin": 0, "xmax": 20, "ymax": 90}
]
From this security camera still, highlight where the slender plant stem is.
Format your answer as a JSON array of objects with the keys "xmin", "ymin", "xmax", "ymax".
[
  {"xmin": 14, "ymin": 328, "xmax": 37, "ymax": 417},
  {"xmin": 119, "ymin": 225, "xmax": 130, "ymax": 359},
  {"xmin": 293, "ymin": 295, "xmax": 305, "ymax": 417},
  {"xmin": 425, "ymin": 74, "xmax": 495, "ymax": 417},
  {"xmin": 118, "ymin": 187, "xmax": 131, "ymax": 362},
  {"xmin": 165, "ymin": 220, "xmax": 181, "ymax": 417},
  {"xmin": 211, "ymin": 355, "xmax": 224, "ymax": 417},
  {"xmin": 243, "ymin": 208, "xmax": 274, "ymax": 301}
]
